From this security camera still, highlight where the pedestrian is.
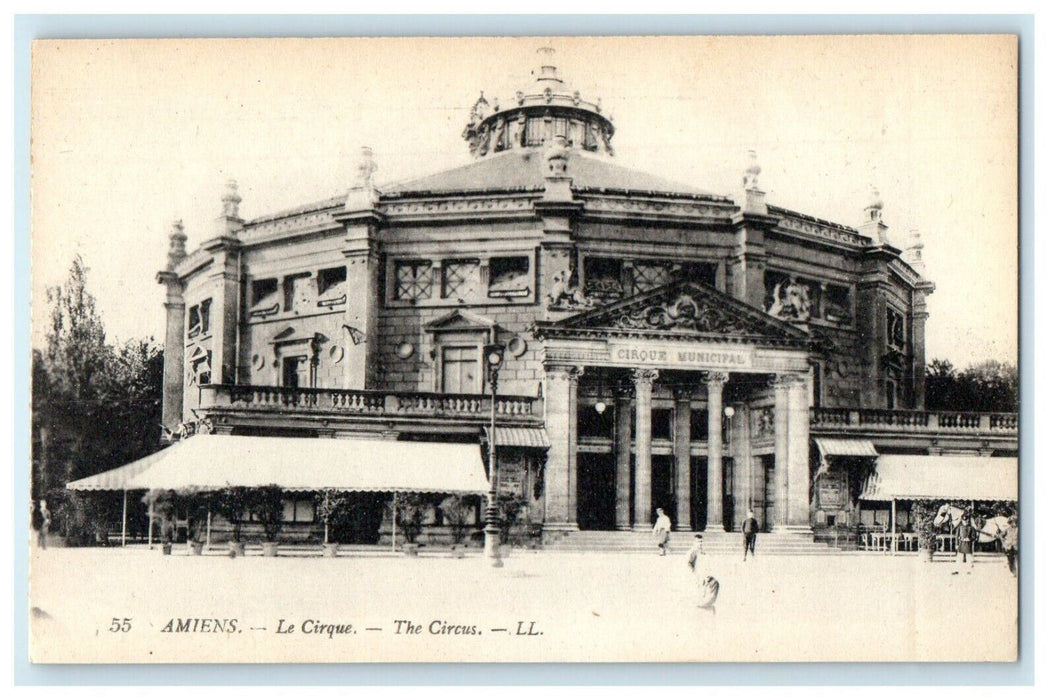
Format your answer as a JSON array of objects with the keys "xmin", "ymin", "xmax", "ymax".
[
  {"xmin": 38, "ymin": 499, "xmax": 50, "ymax": 550},
  {"xmin": 953, "ymin": 510, "xmax": 977, "ymax": 574},
  {"xmin": 741, "ymin": 509, "xmax": 758, "ymax": 561},
  {"xmin": 686, "ymin": 534, "xmax": 720, "ymax": 612},
  {"xmin": 997, "ymin": 515, "xmax": 1018, "ymax": 578},
  {"xmin": 652, "ymin": 507, "xmax": 672, "ymax": 556}
]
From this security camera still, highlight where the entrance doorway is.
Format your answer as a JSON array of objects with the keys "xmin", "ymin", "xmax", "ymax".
[
  {"xmin": 651, "ymin": 456, "xmax": 675, "ymax": 527},
  {"xmin": 762, "ymin": 454, "xmax": 776, "ymax": 532},
  {"xmin": 690, "ymin": 456, "xmax": 707, "ymax": 530},
  {"xmin": 577, "ymin": 453, "xmax": 616, "ymax": 530}
]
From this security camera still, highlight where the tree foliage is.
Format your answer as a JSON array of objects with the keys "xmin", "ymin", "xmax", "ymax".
[
  {"xmin": 925, "ymin": 359, "xmax": 1018, "ymax": 413},
  {"xmin": 32, "ymin": 256, "xmax": 164, "ymax": 544}
]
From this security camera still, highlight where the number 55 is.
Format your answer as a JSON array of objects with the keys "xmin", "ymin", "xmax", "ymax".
[{"xmin": 109, "ymin": 617, "xmax": 131, "ymax": 633}]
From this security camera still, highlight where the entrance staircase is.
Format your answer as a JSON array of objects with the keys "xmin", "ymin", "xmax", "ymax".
[{"xmin": 546, "ymin": 529, "xmax": 835, "ymax": 555}]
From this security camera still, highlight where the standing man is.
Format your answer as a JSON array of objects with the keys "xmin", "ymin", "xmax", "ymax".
[
  {"xmin": 741, "ymin": 509, "xmax": 759, "ymax": 561},
  {"xmin": 997, "ymin": 515, "xmax": 1018, "ymax": 578},
  {"xmin": 953, "ymin": 510, "xmax": 977, "ymax": 574},
  {"xmin": 653, "ymin": 507, "xmax": 672, "ymax": 556},
  {"xmin": 686, "ymin": 534, "xmax": 720, "ymax": 611},
  {"xmin": 38, "ymin": 499, "xmax": 50, "ymax": 550}
]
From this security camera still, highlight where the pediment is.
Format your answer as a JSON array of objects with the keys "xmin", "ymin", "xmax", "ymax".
[
  {"xmin": 535, "ymin": 281, "xmax": 811, "ymax": 347},
  {"xmin": 423, "ymin": 309, "xmax": 496, "ymax": 333}
]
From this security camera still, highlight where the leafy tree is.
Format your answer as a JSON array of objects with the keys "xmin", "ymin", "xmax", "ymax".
[
  {"xmin": 213, "ymin": 487, "xmax": 253, "ymax": 543},
  {"xmin": 925, "ymin": 359, "xmax": 1018, "ymax": 413},
  {"xmin": 33, "ymin": 257, "xmax": 164, "ymax": 544},
  {"xmin": 248, "ymin": 485, "xmax": 286, "ymax": 543},
  {"xmin": 315, "ymin": 489, "xmax": 348, "ymax": 544},
  {"xmin": 440, "ymin": 494, "xmax": 477, "ymax": 544}
]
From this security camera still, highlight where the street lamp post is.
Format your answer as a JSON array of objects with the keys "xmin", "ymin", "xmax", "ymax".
[{"xmin": 483, "ymin": 343, "xmax": 505, "ymax": 568}]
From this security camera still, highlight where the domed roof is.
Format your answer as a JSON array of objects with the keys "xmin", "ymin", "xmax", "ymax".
[{"xmin": 462, "ymin": 47, "xmax": 616, "ymax": 159}]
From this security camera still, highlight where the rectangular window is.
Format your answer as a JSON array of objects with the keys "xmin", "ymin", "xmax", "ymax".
[
  {"xmin": 251, "ymin": 278, "xmax": 278, "ymax": 306},
  {"xmin": 282, "ymin": 499, "xmax": 316, "ymax": 523},
  {"xmin": 651, "ymin": 408, "xmax": 672, "ymax": 440},
  {"xmin": 488, "ymin": 256, "xmax": 531, "ymax": 298},
  {"xmin": 187, "ymin": 299, "xmax": 212, "ymax": 338},
  {"xmin": 441, "ymin": 259, "xmax": 480, "ymax": 300},
  {"xmin": 282, "ymin": 273, "xmax": 313, "ymax": 312},
  {"xmin": 440, "ymin": 346, "xmax": 479, "ymax": 394},
  {"xmin": 824, "ymin": 284, "xmax": 852, "ymax": 323},
  {"xmin": 583, "ymin": 257, "xmax": 624, "ymax": 302},
  {"xmin": 629, "ymin": 261, "xmax": 672, "ymax": 296},
  {"xmin": 192, "ymin": 350, "xmax": 212, "ymax": 386},
  {"xmin": 317, "ymin": 266, "xmax": 346, "ymax": 297},
  {"xmin": 394, "ymin": 260, "xmax": 433, "ymax": 301},
  {"xmin": 690, "ymin": 409, "xmax": 708, "ymax": 441},
  {"xmin": 886, "ymin": 307, "xmax": 906, "ymax": 349},
  {"xmin": 525, "ymin": 118, "xmax": 545, "ymax": 146},
  {"xmin": 282, "ymin": 356, "xmax": 308, "ymax": 388},
  {"xmin": 680, "ymin": 261, "xmax": 717, "ymax": 287}
]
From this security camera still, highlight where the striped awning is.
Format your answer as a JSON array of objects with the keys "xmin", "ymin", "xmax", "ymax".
[
  {"xmin": 487, "ymin": 426, "xmax": 550, "ymax": 448},
  {"xmin": 815, "ymin": 438, "xmax": 878, "ymax": 459},
  {"xmin": 860, "ymin": 454, "xmax": 1018, "ymax": 502},
  {"xmin": 66, "ymin": 447, "xmax": 171, "ymax": 491},
  {"xmin": 69, "ymin": 434, "xmax": 489, "ymax": 494}
]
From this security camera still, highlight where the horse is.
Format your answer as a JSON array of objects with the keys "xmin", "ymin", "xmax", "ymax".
[{"xmin": 933, "ymin": 503, "xmax": 1009, "ymax": 544}]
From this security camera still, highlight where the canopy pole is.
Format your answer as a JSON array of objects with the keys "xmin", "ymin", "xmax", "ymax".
[
  {"xmin": 147, "ymin": 498, "xmax": 154, "ymax": 548},
  {"xmin": 206, "ymin": 511, "xmax": 212, "ymax": 548},
  {"xmin": 890, "ymin": 499, "xmax": 897, "ymax": 555},
  {"xmin": 121, "ymin": 490, "xmax": 128, "ymax": 547},
  {"xmin": 391, "ymin": 492, "xmax": 397, "ymax": 553}
]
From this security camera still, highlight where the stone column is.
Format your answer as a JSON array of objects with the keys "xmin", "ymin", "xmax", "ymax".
[
  {"xmin": 772, "ymin": 375, "xmax": 791, "ymax": 528},
  {"xmin": 731, "ymin": 402, "xmax": 751, "ymax": 524},
  {"xmin": 542, "ymin": 364, "xmax": 579, "ymax": 531},
  {"xmin": 705, "ymin": 371, "xmax": 728, "ymax": 530},
  {"xmin": 157, "ymin": 270, "xmax": 186, "ymax": 429},
  {"xmin": 672, "ymin": 386, "xmax": 693, "ymax": 531},
  {"xmin": 786, "ymin": 374, "xmax": 812, "ymax": 528},
  {"xmin": 632, "ymin": 368, "xmax": 659, "ymax": 530},
  {"xmin": 614, "ymin": 380, "xmax": 634, "ymax": 530},
  {"xmin": 566, "ymin": 366, "xmax": 583, "ymax": 526}
]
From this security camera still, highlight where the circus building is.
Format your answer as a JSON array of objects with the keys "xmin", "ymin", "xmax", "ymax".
[{"xmin": 70, "ymin": 48, "xmax": 1018, "ymax": 553}]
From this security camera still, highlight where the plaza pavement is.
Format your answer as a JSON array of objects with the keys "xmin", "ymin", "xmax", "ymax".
[{"xmin": 29, "ymin": 545, "xmax": 1017, "ymax": 663}]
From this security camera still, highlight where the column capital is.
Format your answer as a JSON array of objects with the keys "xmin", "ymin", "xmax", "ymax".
[
  {"xmin": 613, "ymin": 380, "xmax": 636, "ymax": 400},
  {"xmin": 703, "ymin": 370, "xmax": 729, "ymax": 388},
  {"xmin": 769, "ymin": 373, "xmax": 803, "ymax": 390},
  {"xmin": 543, "ymin": 363, "xmax": 583, "ymax": 381},
  {"xmin": 631, "ymin": 367, "xmax": 660, "ymax": 387}
]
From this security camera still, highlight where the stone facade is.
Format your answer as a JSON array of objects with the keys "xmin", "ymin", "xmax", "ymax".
[{"xmin": 155, "ymin": 50, "xmax": 1014, "ymax": 542}]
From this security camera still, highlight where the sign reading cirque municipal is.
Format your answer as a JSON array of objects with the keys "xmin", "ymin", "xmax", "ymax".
[{"xmin": 611, "ymin": 341, "xmax": 753, "ymax": 370}]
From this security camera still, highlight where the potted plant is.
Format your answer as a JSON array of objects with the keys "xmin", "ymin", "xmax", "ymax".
[
  {"xmin": 180, "ymin": 488, "xmax": 210, "ymax": 555},
  {"xmin": 214, "ymin": 486, "xmax": 253, "ymax": 556},
  {"xmin": 144, "ymin": 489, "xmax": 177, "ymax": 554},
  {"xmin": 497, "ymin": 494, "xmax": 528, "ymax": 555},
  {"xmin": 315, "ymin": 488, "xmax": 347, "ymax": 557},
  {"xmin": 395, "ymin": 493, "xmax": 426, "ymax": 556},
  {"xmin": 249, "ymin": 484, "xmax": 285, "ymax": 557},
  {"xmin": 441, "ymin": 494, "xmax": 475, "ymax": 558},
  {"xmin": 911, "ymin": 500, "xmax": 938, "ymax": 562}
]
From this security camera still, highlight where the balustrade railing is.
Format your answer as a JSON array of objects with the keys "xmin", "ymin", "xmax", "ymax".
[
  {"xmin": 810, "ymin": 406, "xmax": 1017, "ymax": 434},
  {"xmin": 204, "ymin": 384, "xmax": 540, "ymax": 421}
]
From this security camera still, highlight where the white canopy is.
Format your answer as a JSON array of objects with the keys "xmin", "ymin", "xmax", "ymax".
[
  {"xmin": 116, "ymin": 434, "xmax": 489, "ymax": 494},
  {"xmin": 66, "ymin": 448, "xmax": 171, "ymax": 491},
  {"xmin": 860, "ymin": 454, "xmax": 1018, "ymax": 502}
]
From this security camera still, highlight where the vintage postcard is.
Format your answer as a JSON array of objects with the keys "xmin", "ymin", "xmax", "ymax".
[{"xmin": 28, "ymin": 34, "xmax": 1020, "ymax": 664}]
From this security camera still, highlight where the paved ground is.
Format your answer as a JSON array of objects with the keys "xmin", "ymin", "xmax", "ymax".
[{"xmin": 29, "ymin": 546, "xmax": 1018, "ymax": 663}]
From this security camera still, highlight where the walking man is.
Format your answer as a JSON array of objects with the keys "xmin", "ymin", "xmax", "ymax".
[
  {"xmin": 38, "ymin": 499, "xmax": 50, "ymax": 550},
  {"xmin": 653, "ymin": 507, "xmax": 672, "ymax": 556},
  {"xmin": 741, "ymin": 509, "xmax": 758, "ymax": 561},
  {"xmin": 686, "ymin": 534, "xmax": 720, "ymax": 612}
]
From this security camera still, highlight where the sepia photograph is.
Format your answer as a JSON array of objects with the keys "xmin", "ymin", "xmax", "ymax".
[{"xmin": 27, "ymin": 33, "xmax": 1020, "ymax": 665}]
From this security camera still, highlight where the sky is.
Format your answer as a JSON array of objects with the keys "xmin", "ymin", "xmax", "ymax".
[{"xmin": 29, "ymin": 35, "xmax": 1019, "ymax": 367}]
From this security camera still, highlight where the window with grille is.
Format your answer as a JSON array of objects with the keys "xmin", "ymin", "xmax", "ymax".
[
  {"xmin": 394, "ymin": 260, "xmax": 433, "ymax": 301},
  {"xmin": 629, "ymin": 262, "xmax": 672, "ymax": 295},
  {"xmin": 442, "ymin": 259, "xmax": 480, "ymax": 299},
  {"xmin": 886, "ymin": 307, "xmax": 906, "ymax": 349}
]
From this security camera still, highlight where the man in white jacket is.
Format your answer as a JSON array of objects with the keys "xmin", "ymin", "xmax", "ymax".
[{"xmin": 652, "ymin": 508, "xmax": 672, "ymax": 556}]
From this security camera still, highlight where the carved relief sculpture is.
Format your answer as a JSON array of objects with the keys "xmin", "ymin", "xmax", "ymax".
[{"xmin": 767, "ymin": 276, "xmax": 813, "ymax": 323}]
